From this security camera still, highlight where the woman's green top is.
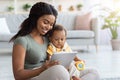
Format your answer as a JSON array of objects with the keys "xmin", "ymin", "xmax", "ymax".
[{"xmin": 14, "ymin": 35, "xmax": 48, "ymax": 69}]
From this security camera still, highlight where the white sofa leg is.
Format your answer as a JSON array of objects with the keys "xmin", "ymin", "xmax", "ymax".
[
  {"xmin": 95, "ymin": 45, "xmax": 98, "ymax": 52},
  {"xmin": 87, "ymin": 45, "xmax": 89, "ymax": 50}
]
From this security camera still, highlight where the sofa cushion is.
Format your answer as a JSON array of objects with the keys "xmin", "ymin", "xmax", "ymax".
[
  {"xmin": 0, "ymin": 18, "xmax": 10, "ymax": 34},
  {"xmin": 0, "ymin": 14, "xmax": 28, "ymax": 33},
  {"xmin": 74, "ymin": 12, "xmax": 92, "ymax": 30},
  {"xmin": 67, "ymin": 30, "xmax": 94, "ymax": 39},
  {"xmin": 56, "ymin": 12, "xmax": 76, "ymax": 30}
]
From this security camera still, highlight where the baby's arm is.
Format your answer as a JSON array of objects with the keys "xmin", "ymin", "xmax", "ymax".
[
  {"xmin": 47, "ymin": 44, "xmax": 54, "ymax": 60},
  {"xmin": 47, "ymin": 53, "xmax": 52, "ymax": 61}
]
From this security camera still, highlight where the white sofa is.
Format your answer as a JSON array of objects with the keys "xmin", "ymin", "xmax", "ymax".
[
  {"xmin": 0, "ymin": 12, "xmax": 100, "ymax": 50},
  {"xmin": 0, "ymin": 14, "xmax": 28, "ymax": 49}
]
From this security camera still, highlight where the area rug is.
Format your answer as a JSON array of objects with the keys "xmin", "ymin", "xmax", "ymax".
[{"xmin": 101, "ymin": 77, "xmax": 120, "ymax": 80}]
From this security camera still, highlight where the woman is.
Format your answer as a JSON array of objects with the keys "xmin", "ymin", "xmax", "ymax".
[
  {"xmin": 10, "ymin": 2, "xmax": 69, "ymax": 80},
  {"xmin": 10, "ymin": 2, "xmax": 100, "ymax": 80}
]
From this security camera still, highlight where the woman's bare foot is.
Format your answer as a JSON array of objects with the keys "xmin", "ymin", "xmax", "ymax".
[{"xmin": 72, "ymin": 76, "xmax": 81, "ymax": 80}]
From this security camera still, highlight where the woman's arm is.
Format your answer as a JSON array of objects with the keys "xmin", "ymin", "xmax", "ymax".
[
  {"xmin": 12, "ymin": 44, "xmax": 45, "ymax": 79},
  {"xmin": 12, "ymin": 44, "xmax": 59, "ymax": 80}
]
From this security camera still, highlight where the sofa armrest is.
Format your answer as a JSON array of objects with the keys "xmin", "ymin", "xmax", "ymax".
[
  {"xmin": 91, "ymin": 17, "xmax": 101, "ymax": 45},
  {"xmin": 0, "ymin": 33, "xmax": 16, "ymax": 42}
]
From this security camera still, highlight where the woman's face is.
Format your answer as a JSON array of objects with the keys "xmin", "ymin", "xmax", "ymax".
[
  {"xmin": 50, "ymin": 30, "xmax": 66, "ymax": 49},
  {"xmin": 37, "ymin": 15, "xmax": 55, "ymax": 35}
]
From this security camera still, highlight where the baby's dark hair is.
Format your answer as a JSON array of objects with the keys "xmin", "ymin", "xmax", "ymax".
[{"xmin": 49, "ymin": 24, "xmax": 67, "ymax": 37}]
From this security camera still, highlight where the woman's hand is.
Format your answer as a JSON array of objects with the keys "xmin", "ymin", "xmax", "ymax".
[{"xmin": 42, "ymin": 60, "xmax": 59, "ymax": 70}]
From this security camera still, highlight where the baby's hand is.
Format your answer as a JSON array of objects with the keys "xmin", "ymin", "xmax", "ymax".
[{"xmin": 47, "ymin": 55, "xmax": 52, "ymax": 61}]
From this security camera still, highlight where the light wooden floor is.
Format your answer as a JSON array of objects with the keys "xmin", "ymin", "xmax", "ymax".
[{"xmin": 0, "ymin": 45, "xmax": 120, "ymax": 80}]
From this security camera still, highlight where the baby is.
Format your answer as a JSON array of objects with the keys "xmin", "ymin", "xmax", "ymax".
[{"xmin": 47, "ymin": 24, "xmax": 85, "ymax": 80}]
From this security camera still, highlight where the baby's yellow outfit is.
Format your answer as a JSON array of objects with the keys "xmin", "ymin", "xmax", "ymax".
[
  {"xmin": 47, "ymin": 42, "xmax": 82, "ymax": 79},
  {"xmin": 47, "ymin": 42, "xmax": 72, "ymax": 55}
]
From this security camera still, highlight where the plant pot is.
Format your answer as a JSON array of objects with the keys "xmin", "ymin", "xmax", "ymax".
[{"xmin": 111, "ymin": 39, "xmax": 120, "ymax": 50}]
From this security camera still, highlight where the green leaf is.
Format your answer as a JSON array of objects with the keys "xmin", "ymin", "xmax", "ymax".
[{"xmin": 101, "ymin": 10, "xmax": 120, "ymax": 39}]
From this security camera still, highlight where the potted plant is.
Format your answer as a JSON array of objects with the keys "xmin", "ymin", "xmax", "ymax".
[
  {"xmin": 102, "ymin": 10, "xmax": 120, "ymax": 50},
  {"xmin": 68, "ymin": 5, "xmax": 74, "ymax": 11},
  {"xmin": 76, "ymin": 4, "xmax": 82, "ymax": 11},
  {"xmin": 7, "ymin": 6, "xmax": 14, "ymax": 12},
  {"xmin": 23, "ymin": 3, "xmax": 31, "ymax": 11}
]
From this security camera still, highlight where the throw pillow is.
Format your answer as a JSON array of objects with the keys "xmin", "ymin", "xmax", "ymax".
[
  {"xmin": 74, "ymin": 12, "xmax": 92, "ymax": 30},
  {"xmin": 0, "ymin": 18, "xmax": 10, "ymax": 34}
]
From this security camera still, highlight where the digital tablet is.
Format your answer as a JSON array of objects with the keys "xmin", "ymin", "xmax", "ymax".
[{"xmin": 51, "ymin": 52, "xmax": 77, "ymax": 68}]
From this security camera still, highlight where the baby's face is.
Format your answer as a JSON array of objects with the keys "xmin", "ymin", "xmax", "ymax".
[{"xmin": 50, "ymin": 30, "xmax": 66, "ymax": 49}]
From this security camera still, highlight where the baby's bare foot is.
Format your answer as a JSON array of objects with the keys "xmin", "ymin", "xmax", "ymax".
[{"xmin": 72, "ymin": 76, "xmax": 81, "ymax": 80}]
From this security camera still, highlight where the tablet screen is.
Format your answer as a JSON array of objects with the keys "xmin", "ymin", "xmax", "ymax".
[{"xmin": 51, "ymin": 52, "xmax": 77, "ymax": 68}]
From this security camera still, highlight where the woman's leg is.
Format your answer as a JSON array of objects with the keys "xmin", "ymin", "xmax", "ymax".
[
  {"xmin": 31, "ymin": 65, "xmax": 70, "ymax": 80},
  {"xmin": 80, "ymin": 69, "xmax": 100, "ymax": 80}
]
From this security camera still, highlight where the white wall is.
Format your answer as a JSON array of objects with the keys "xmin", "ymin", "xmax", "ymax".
[
  {"xmin": 0, "ymin": 0, "xmax": 83, "ymax": 12},
  {"xmin": 0, "ymin": 0, "xmax": 97, "ymax": 13},
  {"xmin": 0, "ymin": 0, "xmax": 14, "ymax": 13}
]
